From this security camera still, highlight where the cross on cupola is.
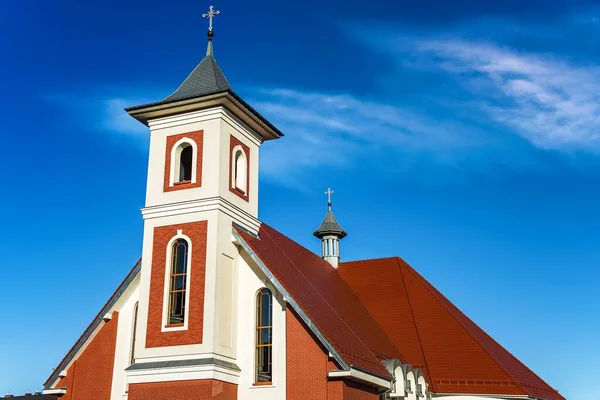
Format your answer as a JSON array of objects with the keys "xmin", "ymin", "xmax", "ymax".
[
  {"xmin": 314, "ymin": 188, "xmax": 347, "ymax": 269},
  {"xmin": 325, "ymin": 188, "xmax": 334, "ymax": 208}
]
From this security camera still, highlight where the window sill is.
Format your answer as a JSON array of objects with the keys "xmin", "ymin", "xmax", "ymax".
[
  {"xmin": 164, "ymin": 323, "xmax": 184, "ymax": 328},
  {"xmin": 250, "ymin": 383, "xmax": 275, "ymax": 389},
  {"xmin": 233, "ymin": 186, "xmax": 246, "ymax": 195},
  {"xmin": 173, "ymin": 180, "xmax": 192, "ymax": 186}
]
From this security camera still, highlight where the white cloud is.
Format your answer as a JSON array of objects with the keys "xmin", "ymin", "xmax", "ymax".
[
  {"xmin": 249, "ymin": 88, "xmax": 486, "ymax": 186},
  {"xmin": 404, "ymin": 39, "xmax": 600, "ymax": 152}
]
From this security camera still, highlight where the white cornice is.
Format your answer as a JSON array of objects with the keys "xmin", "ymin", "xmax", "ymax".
[
  {"xmin": 328, "ymin": 368, "xmax": 392, "ymax": 390},
  {"xmin": 141, "ymin": 196, "xmax": 260, "ymax": 233},
  {"xmin": 126, "ymin": 364, "xmax": 240, "ymax": 385}
]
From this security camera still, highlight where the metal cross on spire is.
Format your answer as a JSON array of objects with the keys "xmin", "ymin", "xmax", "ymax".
[
  {"xmin": 325, "ymin": 188, "xmax": 334, "ymax": 208},
  {"xmin": 202, "ymin": 5, "xmax": 220, "ymax": 32}
]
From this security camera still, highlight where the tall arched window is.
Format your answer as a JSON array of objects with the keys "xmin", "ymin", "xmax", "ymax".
[
  {"xmin": 178, "ymin": 144, "xmax": 193, "ymax": 182},
  {"xmin": 130, "ymin": 302, "xmax": 139, "ymax": 365},
  {"xmin": 168, "ymin": 239, "xmax": 189, "ymax": 325},
  {"xmin": 255, "ymin": 288, "xmax": 273, "ymax": 384},
  {"xmin": 232, "ymin": 147, "xmax": 247, "ymax": 193}
]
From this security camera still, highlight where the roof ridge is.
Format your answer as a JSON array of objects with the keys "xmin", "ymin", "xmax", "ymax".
[
  {"xmin": 399, "ymin": 259, "xmax": 531, "ymax": 397},
  {"xmin": 341, "ymin": 256, "xmax": 400, "ymax": 264},
  {"xmin": 395, "ymin": 257, "xmax": 435, "ymax": 390},
  {"xmin": 260, "ymin": 225, "xmax": 390, "ymax": 371}
]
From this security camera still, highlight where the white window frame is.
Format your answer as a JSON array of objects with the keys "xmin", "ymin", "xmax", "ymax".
[
  {"xmin": 161, "ymin": 229, "xmax": 193, "ymax": 332},
  {"xmin": 169, "ymin": 138, "xmax": 198, "ymax": 187},
  {"xmin": 231, "ymin": 145, "xmax": 248, "ymax": 194}
]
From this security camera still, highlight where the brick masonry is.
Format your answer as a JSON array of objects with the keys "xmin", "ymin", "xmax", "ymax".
[
  {"xmin": 128, "ymin": 379, "xmax": 237, "ymax": 400},
  {"xmin": 228, "ymin": 135, "xmax": 250, "ymax": 202},
  {"xmin": 286, "ymin": 307, "xmax": 329, "ymax": 399},
  {"xmin": 286, "ymin": 307, "xmax": 380, "ymax": 400},
  {"xmin": 163, "ymin": 130, "xmax": 204, "ymax": 193},
  {"xmin": 146, "ymin": 221, "xmax": 208, "ymax": 348},
  {"xmin": 55, "ymin": 313, "xmax": 119, "ymax": 400}
]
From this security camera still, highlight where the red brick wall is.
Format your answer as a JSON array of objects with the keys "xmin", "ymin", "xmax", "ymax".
[
  {"xmin": 287, "ymin": 307, "xmax": 329, "ymax": 399},
  {"xmin": 54, "ymin": 313, "xmax": 119, "ymax": 400},
  {"xmin": 128, "ymin": 379, "xmax": 237, "ymax": 400},
  {"xmin": 342, "ymin": 381, "xmax": 380, "ymax": 400},
  {"xmin": 228, "ymin": 135, "xmax": 250, "ymax": 201},
  {"xmin": 287, "ymin": 307, "xmax": 382, "ymax": 400},
  {"xmin": 146, "ymin": 221, "xmax": 208, "ymax": 347},
  {"xmin": 163, "ymin": 131, "xmax": 203, "ymax": 192}
]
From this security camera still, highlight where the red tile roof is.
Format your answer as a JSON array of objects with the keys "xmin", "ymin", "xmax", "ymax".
[
  {"xmin": 234, "ymin": 223, "xmax": 401, "ymax": 378},
  {"xmin": 339, "ymin": 257, "xmax": 564, "ymax": 400}
]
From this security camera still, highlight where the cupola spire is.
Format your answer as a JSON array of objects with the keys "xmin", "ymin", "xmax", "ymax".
[
  {"xmin": 314, "ymin": 188, "xmax": 347, "ymax": 268},
  {"xmin": 202, "ymin": 5, "xmax": 220, "ymax": 57}
]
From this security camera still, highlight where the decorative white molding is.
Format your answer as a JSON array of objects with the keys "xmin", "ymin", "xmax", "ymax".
[
  {"xmin": 43, "ymin": 388, "xmax": 67, "ymax": 395},
  {"xmin": 126, "ymin": 364, "xmax": 240, "ymax": 386},
  {"xmin": 141, "ymin": 196, "xmax": 260, "ymax": 233},
  {"xmin": 58, "ymin": 370, "xmax": 67, "ymax": 379},
  {"xmin": 328, "ymin": 368, "xmax": 392, "ymax": 390},
  {"xmin": 103, "ymin": 313, "xmax": 113, "ymax": 321}
]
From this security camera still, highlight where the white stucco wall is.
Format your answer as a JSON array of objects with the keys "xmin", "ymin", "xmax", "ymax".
[
  {"xmin": 109, "ymin": 277, "xmax": 140, "ymax": 400},
  {"xmin": 235, "ymin": 251, "xmax": 287, "ymax": 400}
]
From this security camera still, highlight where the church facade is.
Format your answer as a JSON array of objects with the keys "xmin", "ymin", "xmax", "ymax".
[{"xmin": 41, "ymin": 9, "xmax": 564, "ymax": 400}]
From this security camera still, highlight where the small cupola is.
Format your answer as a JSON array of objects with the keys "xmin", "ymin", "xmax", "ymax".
[{"xmin": 314, "ymin": 188, "xmax": 347, "ymax": 268}]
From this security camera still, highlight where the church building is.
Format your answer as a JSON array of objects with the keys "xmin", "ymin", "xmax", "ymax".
[{"xmin": 40, "ymin": 7, "xmax": 564, "ymax": 400}]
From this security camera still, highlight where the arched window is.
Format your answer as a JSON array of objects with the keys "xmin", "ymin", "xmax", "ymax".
[
  {"xmin": 168, "ymin": 239, "xmax": 189, "ymax": 325},
  {"xmin": 177, "ymin": 144, "xmax": 193, "ymax": 182},
  {"xmin": 232, "ymin": 147, "xmax": 247, "ymax": 193},
  {"xmin": 255, "ymin": 288, "xmax": 273, "ymax": 384},
  {"xmin": 130, "ymin": 302, "xmax": 139, "ymax": 365}
]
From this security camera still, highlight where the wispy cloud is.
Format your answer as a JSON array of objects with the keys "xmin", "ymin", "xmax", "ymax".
[
  {"xmin": 365, "ymin": 29, "xmax": 600, "ymax": 153},
  {"xmin": 249, "ymin": 88, "xmax": 488, "ymax": 186},
  {"xmin": 46, "ymin": 12, "xmax": 600, "ymax": 188},
  {"xmin": 42, "ymin": 91, "xmax": 158, "ymax": 141}
]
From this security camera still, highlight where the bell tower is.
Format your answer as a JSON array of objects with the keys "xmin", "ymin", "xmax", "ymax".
[{"xmin": 123, "ymin": 6, "xmax": 283, "ymax": 397}]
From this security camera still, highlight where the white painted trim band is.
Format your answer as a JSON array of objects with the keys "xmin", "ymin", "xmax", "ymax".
[{"xmin": 328, "ymin": 368, "xmax": 392, "ymax": 390}]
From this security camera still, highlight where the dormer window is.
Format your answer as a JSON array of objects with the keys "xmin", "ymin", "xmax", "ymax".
[
  {"xmin": 178, "ymin": 145, "xmax": 193, "ymax": 182},
  {"xmin": 231, "ymin": 146, "xmax": 247, "ymax": 194}
]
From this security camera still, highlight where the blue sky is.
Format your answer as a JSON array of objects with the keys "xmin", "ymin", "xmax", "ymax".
[{"xmin": 0, "ymin": 0, "xmax": 598, "ymax": 398}]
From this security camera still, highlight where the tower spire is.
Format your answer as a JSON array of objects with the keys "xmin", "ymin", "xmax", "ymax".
[
  {"xmin": 202, "ymin": 5, "xmax": 220, "ymax": 57},
  {"xmin": 314, "ymin": 188, "xmax": 347, "ymax": 268}
]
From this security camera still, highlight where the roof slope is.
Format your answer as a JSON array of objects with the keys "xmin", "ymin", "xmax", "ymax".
[
  {"xmin": 339, "ymin": 257, "xmax": 564, "ymax": 400},
  {"xmin": 314, "ymin": 209, "xmax": 347, "ymax": 239},
  {"xmin": 161, "ymin": 54, "xmax": 231, "ymax": 104},
  {"xmin": 235, "ymin": 223, "xmax": 400, "ymax": 378}
]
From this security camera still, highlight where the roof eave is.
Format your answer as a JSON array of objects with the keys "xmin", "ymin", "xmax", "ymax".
[
  {"xmin": 125, "ymin": 90, "xmax": 283, "ymax": 141},
  {"xmin": 313, "ymin": 230, "xmax": 348, "ymax": 239}
]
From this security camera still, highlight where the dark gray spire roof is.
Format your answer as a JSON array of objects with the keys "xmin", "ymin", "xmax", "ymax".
[
  {"xmin": 161, "ymin": 40, "xmax": 231, "ymax": 104},
  {"xmin": 313, "ymin": 208, "xmax": 347, "ymax": 239}
]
